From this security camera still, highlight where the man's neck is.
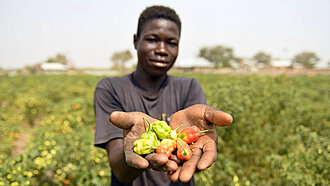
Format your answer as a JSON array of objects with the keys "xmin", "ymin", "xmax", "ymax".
[{"xmin": 133, "ymin": 65, "xmax": 167, "ymax": 94}]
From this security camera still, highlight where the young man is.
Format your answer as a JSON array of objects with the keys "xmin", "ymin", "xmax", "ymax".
[{"xmin": 94, "ymin": 5, "xmax": 233, "ymax": 186}]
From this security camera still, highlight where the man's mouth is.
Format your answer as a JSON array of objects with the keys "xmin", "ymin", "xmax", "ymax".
[{"xmin": 149, "ymin": 60, "xmax": 169, "ymax": 68}]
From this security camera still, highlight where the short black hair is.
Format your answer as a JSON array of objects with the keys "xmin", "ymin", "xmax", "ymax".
[{"xmin": 136, "ymin": 5, "xmax": 181, "ymax": 39}]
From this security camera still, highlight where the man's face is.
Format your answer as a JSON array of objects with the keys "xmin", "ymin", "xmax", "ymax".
[{"xmin": 134, "ymin": 18, "xmax": 180, "ymax": 77}]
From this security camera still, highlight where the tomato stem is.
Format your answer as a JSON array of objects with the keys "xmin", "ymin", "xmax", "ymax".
[
  {"xmin": 177, "ymin": 140, "xmax": 188, "ymax": 157},
  {"xmin": 143, "ymin": 117, "xmax": 152, "ymax": 131},
  {"xmin": 174, "ymin": 124, "xmax": 183, "ymax": 132},
  {"xmin": 200, "ymin": 129, "xmax": 213, "ymax": 133}
]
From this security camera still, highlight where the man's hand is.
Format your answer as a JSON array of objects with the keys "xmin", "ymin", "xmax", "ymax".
[
  {"xmin": 167, "ymin": 104, "xmax": 233, "ymax": 182},
  {"xmin": 109, "ymin": 111, "xmax": 178, "ymax": 172}
]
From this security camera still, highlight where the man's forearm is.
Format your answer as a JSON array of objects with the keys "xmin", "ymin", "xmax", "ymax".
[{"xmin": 106, "ymin": 139, "xmax": 144, "ymax": 183}]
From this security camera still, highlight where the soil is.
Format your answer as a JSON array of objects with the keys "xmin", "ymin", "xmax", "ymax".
[
  {"xmin": 13, "ymin": 133, "xmax": 32, "ymax": 155},
  {"xmin": 12, "ymin": 116, "xmax": 42, "ymax": 155}
]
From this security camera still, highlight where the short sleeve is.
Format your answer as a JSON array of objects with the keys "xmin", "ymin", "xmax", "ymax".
[
  {"xmin": 183, "ymin": 78, "xmax": 207, "ymax": 108},
  {"xmin": 94, "ymin": 78, "xmax": 124, "ymax": 149}
]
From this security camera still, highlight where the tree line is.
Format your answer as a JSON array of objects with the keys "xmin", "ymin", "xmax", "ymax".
[
  {"xmin": 110, "ymin": 45, "xmax": 322, "ymax": 69},
  {"xmin": 13, "ymin": 45, "xmax": 322, "ymax": 73}
]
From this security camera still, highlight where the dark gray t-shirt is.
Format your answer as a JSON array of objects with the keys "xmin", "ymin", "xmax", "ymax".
[{"xmin": 94, "ymin": 73, "xmax": 206, "ymax": 186}]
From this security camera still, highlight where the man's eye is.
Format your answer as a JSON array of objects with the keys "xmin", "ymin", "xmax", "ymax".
[
  {"xmin": 168, "ymin": 41, "xmax": 178, "ymax": 46},
  {"xmin": 146, "ymin": 38, "xmax": 156, "ymax": 42}
]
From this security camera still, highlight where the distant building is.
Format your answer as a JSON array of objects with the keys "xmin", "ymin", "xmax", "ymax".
[
  {"xmin": 40, "ymin": 62, "xmax": 68, "ymax": 73},
  {"xmin": 172, "ymin": 57, "xmax": 213, "ymax": 72},
  {"xmin": 271, "ymin": 59, "xmax": 293, "ymax": 68},
  {"xmin": 175, "ymin": 57, "xmax": 213, "ymax": 68},
  {"xmin": 238, "ymin": 58, "xmax": 258, "ymax": 72}
]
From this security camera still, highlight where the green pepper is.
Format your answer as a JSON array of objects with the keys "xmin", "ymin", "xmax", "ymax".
[
  {"xmin": 152, "ymin": 120, "xmax": 172, "ymax": 140},
  {"xmin": 133, "ymin": 139, "xmax": 157, "ymax": 155},
  {"xmin": 141, "ymin": 118, "xmax": 160, "ymax": 147}
]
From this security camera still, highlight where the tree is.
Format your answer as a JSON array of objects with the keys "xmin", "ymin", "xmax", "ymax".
[
  {"xmin": 253, "ymin": 52, "xmax": 272, "ymax": 66},
  {"xmin": 110, "ymin": 50, "xmax": 133, "ymax": 70},
  {"xmin": 291, "ymin": 51, "xmax": 320, "ymax": 68},
  {"xmin": 46, "ymin": 53, "xmax": 68, "ymax": 65},
  {"xmin": 199, "ymin": 45, "xmax": 238, "ymax": 68}
]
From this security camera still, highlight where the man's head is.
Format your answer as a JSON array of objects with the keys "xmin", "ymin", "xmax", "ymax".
[
  {"xmin": 136, "ymin": 5, "xmax": 181, "ymax": 40},
  {"xmin": 134, "ymin": 5, "xmax": 181, "ymax": 77}
]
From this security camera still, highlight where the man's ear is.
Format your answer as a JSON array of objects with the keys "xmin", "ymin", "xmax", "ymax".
[{"xmin": 133, "ymin": 34, "xmax": 138, "ymax": 49}]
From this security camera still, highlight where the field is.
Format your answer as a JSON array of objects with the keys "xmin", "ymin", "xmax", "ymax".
[{"xmin": 0, "ymin": 73, "xmax": 329, "ymax": 185}]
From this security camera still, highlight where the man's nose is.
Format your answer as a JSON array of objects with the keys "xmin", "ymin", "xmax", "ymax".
[{"xmin": 155, "ymin": 42, "xmax": 168, "ymax": 56}]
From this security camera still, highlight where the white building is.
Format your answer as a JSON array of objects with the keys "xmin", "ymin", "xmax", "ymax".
[
  {"xmin": 40, "ymin": 62, "xmax": 68, "ymax": 73},
  {"xmin": 174, "ymin": 57, "xmax": 214, "ymax": 68},
  {"xmin": 271, "ymin": 59, "xmax": 293, "ymax": 68}
]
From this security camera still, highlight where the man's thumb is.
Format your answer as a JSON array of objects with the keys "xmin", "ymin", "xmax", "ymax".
[
  {"xmin": 204, "ymin": 107, "xmax": 233, "ymax": 127},
  {"xmin": 109, "ymin": 111, "xmax": 135, "ymax": 129}
]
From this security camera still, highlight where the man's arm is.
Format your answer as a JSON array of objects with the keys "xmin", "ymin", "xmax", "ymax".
[
  {"xmin": 94, "ymin": 80, "xmax": 145, "ymax": 183},
  {"xmin": 105, "ymin": 139, "xmax": 144, "ymax": 183}
]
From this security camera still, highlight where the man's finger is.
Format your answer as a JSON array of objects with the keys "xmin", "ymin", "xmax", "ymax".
[
  {"xmin": 124, "ymin": 137, "xmax": 149, "ymax": 169},
  {"xmin": 197, "ymin": 141, "xmax": 217, "ymax": 171},
  {"xmin": 110, "ymin": 111, "xmax": 135, "ymax": 129},
  {"xmin": 169, "ymin": 154, "xmax": 182, "ymax": 165},
  {"xmin": 167, "ymin": 166, "xmax": 181, "ymax": 182},
  {"xmin": 145, "ymin": 153, "xmax": 168, "ymax": 167},
  {"xmin": 166, "ymin": 160, "xmax": 178, "ymax": 172},
  {"xmin": 150, "ymin": 160, "xmax": 178, "ymax": 172},
  {"xmin": 126, "ymin": 152, "xmax": 149, "ymax": 169},
  {"xmin": 204, "ymin": 107, "xmax": 233, "ymax": 126},
  {"xmin": 178, "ymin": 147, "xmax": 202, "ymax": 183}
]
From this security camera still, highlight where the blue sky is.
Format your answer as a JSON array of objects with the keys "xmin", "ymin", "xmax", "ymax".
[{"xmin": 0, "ymin": 0, "xmax": 329, "ymax": 69}]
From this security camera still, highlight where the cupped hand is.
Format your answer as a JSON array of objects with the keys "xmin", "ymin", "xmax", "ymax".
[
  {"xmin": 109, "ymin": 111, "xmax": 178, "ymax": 172},
  {"xmin": 167, "ymin": 104, "xmax": 233, "ymax": 182}
]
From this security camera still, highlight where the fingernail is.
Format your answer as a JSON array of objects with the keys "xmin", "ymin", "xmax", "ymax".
[{"xmin": 227, "ymin": 114, "xmax": 233, "ymax": 122}]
